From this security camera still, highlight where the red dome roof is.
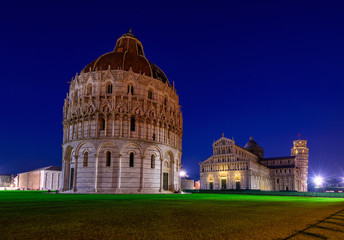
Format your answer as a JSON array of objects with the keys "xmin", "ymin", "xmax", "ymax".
[{"xmin": 83, "ymin": 31, "xmax": 169, "ymax": 84}]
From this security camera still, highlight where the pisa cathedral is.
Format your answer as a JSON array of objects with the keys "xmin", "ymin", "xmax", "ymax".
[
  {"xmin": 61, "ymin": 30, "xmax": 183, "ymax": 193},
  {"xmin": 200, "ymin": 135, "xmax": 309, "ymax": 192}
]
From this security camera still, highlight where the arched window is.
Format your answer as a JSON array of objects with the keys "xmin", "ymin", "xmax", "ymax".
[
  {"xmin": 163, "ymin": 97, "xmax": 167, "ymax": 106},
  {"xmin": 151, "ymin": 155, "xmax": 155, "ymax": 168},
  {"xmin": 106, "ymin": 151, "xmax": 111, "ymax": 166},
  {"xmin": 130, "ymin": 117, "xmax": 135, "ymax": 131},
  {"xmin": 87, "ymin": 84, "xmax": 92, "ymax": 95},
  {"xmin": 83, "ymin": 152, "xmax": 88, "ymax": 167},
  {"xmin": 101, "ymin": 118, "xmax": 106, "ymax": 131},
  {"xmin": 129, "ymin": 152, "xmax": 134, "ymax": 167},
  {"xmin": 127, "ymin": 84, "xmax": 134, "ymax": 95},
  {"xmin": 148, "ymin": 89, "xmax": 153, "ymax": 100},
  {"xmin": 107, "ymin": 84, "xmax": 113, "ymax": 94}
]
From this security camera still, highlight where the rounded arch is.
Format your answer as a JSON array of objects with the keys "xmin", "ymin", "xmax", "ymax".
[
  {"xmin": 164, "ymin": 150, "xmax": 174, "ymax": 163},
  {"xmin": 86, "ymin": 83, "xmax": 93, "ymax": 95},
  {"xmin": 64, "ymin": 145, "xmax": 74, "ymax": 161},
  {"xmin": 120, "ymin": 142, "xmax": 143, "ymax": 156},
  {"xmin": 126, "ymin": 79, "xmax": 136, "ymax": 95},
  {"xmin": 96, "ymin": 142, "xmax": 120, "ymax": 156},
  {"xmin": 106, "ymin": 81, "xmax": 113, "ymax": 94},
  {"xmin": 144, "ymin": 145, "xmax": 163, "ymax": 159},
  {"xmin": 75, "ymin": 141, "xmax": 96, "ymax": 157},
  {"xmin": 147, "ymin": 87, "xmax": 154, "ymax": 100}
]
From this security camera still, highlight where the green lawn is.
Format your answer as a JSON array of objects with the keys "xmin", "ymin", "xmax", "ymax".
[{"xmin": 1, "ymin": 191, "xmax": 344, "ymax": 240}]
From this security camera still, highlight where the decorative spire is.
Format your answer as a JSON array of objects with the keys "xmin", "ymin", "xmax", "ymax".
[
  {"xmin": 129, "ymin": 27, "xmax": 132, "ymax": 33},
  {"xmin": 250, "ymin": 136, "xmax": 253, "ymax": 140},
  {"xmin": 222, "ymin": 133, "xmax": 224, "ymax": 137}
]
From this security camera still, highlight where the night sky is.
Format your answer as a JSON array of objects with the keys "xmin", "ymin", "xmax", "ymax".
[{"xmin": 1, "ymin": 1, "xmax": 344, "ymax": 180}]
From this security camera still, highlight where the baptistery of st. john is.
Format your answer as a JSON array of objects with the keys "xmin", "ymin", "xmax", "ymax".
[{"xmin": 61, "ymin": 30, "xmax": 183, "ymax": 193}]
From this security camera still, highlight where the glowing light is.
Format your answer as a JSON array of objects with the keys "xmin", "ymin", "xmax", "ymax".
[
  {"xmin": 180, "ymin": 170, "xmax": 186, "ymax": 177},
  {"xmin": 313, "ymin": 176, "xmax": 323, "ymax": 187}
]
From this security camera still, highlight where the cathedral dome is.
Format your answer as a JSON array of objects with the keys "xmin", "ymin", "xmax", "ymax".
[
  {"xmin": 244, "ymin": 137, "xmax": 264, "ymax": 158},
  {"xmin": 83, "ymin": 30, "xmax": 169, "ymax": 84},
  {"xmin": 244, "ymin": 137, "xmax": 259, "ymax": 149}
]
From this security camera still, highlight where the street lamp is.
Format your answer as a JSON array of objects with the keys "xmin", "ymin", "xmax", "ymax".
[
  {"xmin": 314, "ymin": 176, "xmax": 323, "ymax": 188},
  {"xmin": 180, "ymin": 170, "xmax": 186, "ymax": 177}
]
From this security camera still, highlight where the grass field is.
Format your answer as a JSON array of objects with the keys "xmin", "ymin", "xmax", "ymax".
[{"xmin": 1, "ymin": 191, "xmax": 344, "ymax": 240}]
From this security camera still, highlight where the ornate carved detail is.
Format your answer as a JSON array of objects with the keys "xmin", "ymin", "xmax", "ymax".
[{"xmin": 63, "ymin": 70, "xmax": 183, "ymax": 149}]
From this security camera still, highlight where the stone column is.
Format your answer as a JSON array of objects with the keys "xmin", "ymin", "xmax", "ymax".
[
  {"xmin": 112, "ymin": 115, "xmax": 115, "ymax": 137},
  {"xmin": 119, "ymin": 115, "xmax": 123, "ymax": 137},
  {"xmin": 117, "ymin": 154, "xmax": 122, "ymax": 192},
  {"xmin": 157, "ymin": 123, "xmax": 160, "ymax": 142},
  {"xmin": 128, "ymin": 115, "xmax": 131, "ymax": 138},
  {"xmin": 88, "ymin": 118, "xmax": 91, "ymax": 137},
  {"xmin": 73, "ymin": 155, "xmax": 78, "ymax": 192},
  {"xmin": 94, "ymin": 153, "xmax": 98, "ymax": 192},
  {"xmin": 61, "ymin": 160, "xmax": 65, "ymax": 191},
  {"xmin": 95, "ymin": 114, "xmax": 98, "ymax": 137},
  {"xmin": 71, "ymin": 122, "xmax": 74, "ymax": 139},
  {"xmin": 140, "ymin": 156, "xmax": 145, "ymax": 191},
  {"xmin": 159, "ymin": 158, "xmax": 164, "ymax": 192},
  {"xmin": 143, "ymin": 118, "xmax": 146, "ymax": 140},
  {"xmin": 170, "ymin": 160, "xmax": 175, "ymax": 192},
  {"xmin": 81, "ymin": 119, "xmax": 84, "ymax": 138},
  {"xmin": 104, "ymin": 117, "xmax": 107, "ymax": 137}
]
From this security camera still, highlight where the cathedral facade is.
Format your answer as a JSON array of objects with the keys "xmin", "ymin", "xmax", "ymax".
[
  {"xmin": 61, "ymin": 30, "xmax": 183, "ymax": 193},
  {"xmin": 200, "ymin": 135, "xmax": 309, "ymax": 192}
]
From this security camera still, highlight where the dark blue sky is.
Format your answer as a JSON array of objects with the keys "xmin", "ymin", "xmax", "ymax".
[{"xmin": 1, "ymin": 1, "xmax": 344, "ymax": 180}]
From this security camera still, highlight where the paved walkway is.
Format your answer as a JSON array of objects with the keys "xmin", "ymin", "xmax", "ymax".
[{"xmin": 282, "ymin": 208, "xmax": 344, "ymax": 239}]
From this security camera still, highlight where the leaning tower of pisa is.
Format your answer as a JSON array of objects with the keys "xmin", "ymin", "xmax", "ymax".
[{"xmin": 291, "ymin": 139, "xmax": 309, "ymax": 192}]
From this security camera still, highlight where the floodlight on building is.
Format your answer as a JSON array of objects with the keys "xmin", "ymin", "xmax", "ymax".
[{"xmin": 180, "ymin": 170, "xmax": 186, "ymax": 177}]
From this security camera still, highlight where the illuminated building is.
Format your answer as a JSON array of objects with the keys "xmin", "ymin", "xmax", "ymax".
[
  {"xmin": 0, "ymin": 174, "xmax": 11, "ymax": 188},
  {"xmin": 200, "ymin": 135, "xmax": 309, "ymax": 191},
  {"xmin": 61, "ymin": 30, "xmax": 183, "ymax": 193},
  {"xmin": 17, "ymin": 166, "xmax": 62, "ymax": 190}
]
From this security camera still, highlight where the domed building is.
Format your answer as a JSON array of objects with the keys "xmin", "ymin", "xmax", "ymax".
[
  {"xmin": 200, "ymin": 135, "xmax": 309, "ymax": 192},
  {"xmin": 61, "ymin": 30, "xmax": 183, "ymax": 193},
  {"xmin": 244, "ymin": 136, "xmax": 264, "ymax": 158}
]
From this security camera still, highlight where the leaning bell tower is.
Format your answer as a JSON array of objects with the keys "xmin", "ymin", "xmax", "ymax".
[{"xmin": 291, "ymin": 139, "xmax": 309, "ymax": 192}]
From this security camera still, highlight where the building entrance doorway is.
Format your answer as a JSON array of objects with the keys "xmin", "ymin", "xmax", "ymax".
[
  {"xmin": 236, "ymin": 181, "xmax": 240, "ymax": 190},
  {"xmin": 163, "ymin": 173, "xmax": 168, "ymax": 190},
  {"xmin": 209, "ymin": 182, "xmax": 213, "ymax": 190},
  {"xmin": 221, "ymin": 179, "xmax": 226, "ymax": 189},
  {"xmin": 70, "ymin": 168, "xmax": 74, "ymax": 190}
]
